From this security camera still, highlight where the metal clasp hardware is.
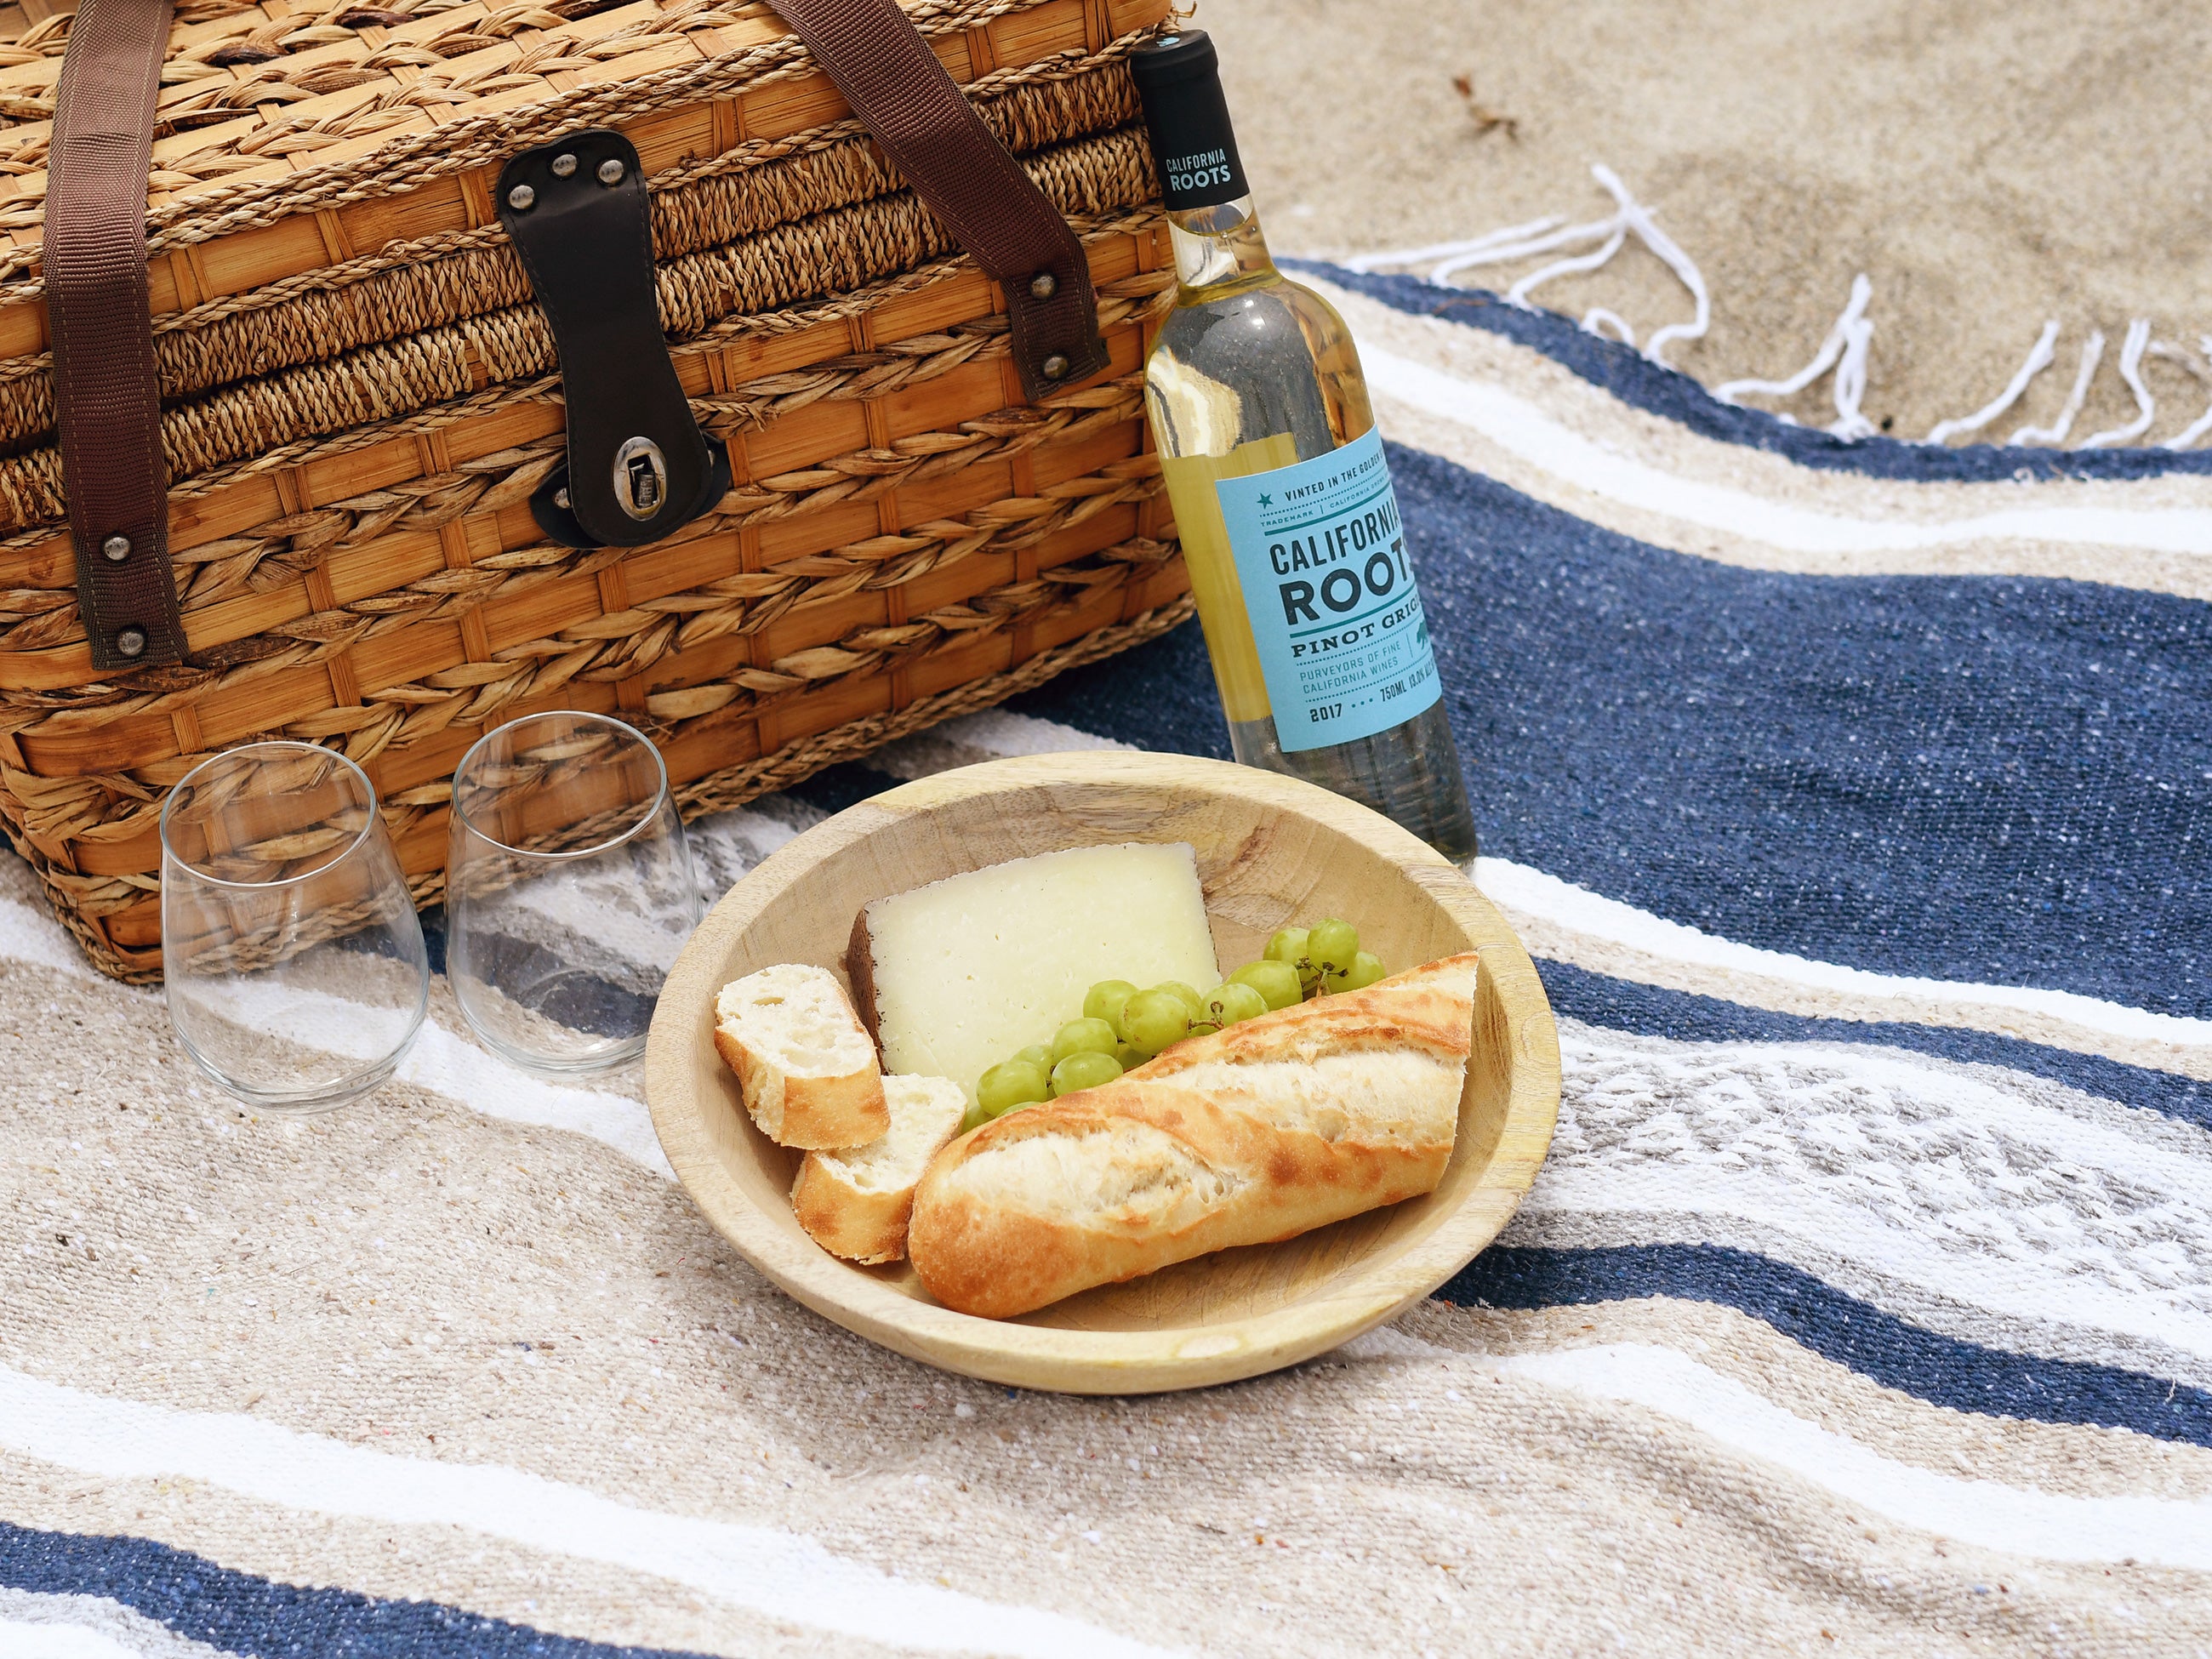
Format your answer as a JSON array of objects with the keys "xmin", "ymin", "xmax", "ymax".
[
  {"xmin": 613, "ymin": 436, "xmax": 668, "ymax": 520},
  {"xmin": 496, "ymin": 131, "xmax": 730, "ymax": 550}
]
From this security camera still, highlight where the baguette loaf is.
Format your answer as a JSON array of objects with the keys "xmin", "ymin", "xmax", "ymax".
[
  {"xmin": 713, "ymin": 963, "xmax": 887, "ymax": 1149},
  {"xmin": 908, "ymin": 953, "xmax": 1478, "ymax": 1318},
  {"xmin": 791, "ymin": 1074, "xmax": 968, "ymax": 1264}
]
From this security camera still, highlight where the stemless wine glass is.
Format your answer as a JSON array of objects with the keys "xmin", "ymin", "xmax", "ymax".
[
  {"xmin": 445, "ymin": 710, "xmax": 702, "ymax": 1075},
  {"xmin": 161, "ymin": 742, "xmax": 430, "ymax": 1113}
]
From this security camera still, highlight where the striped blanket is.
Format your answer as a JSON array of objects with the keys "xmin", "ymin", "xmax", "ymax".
[{"xmin": 3, "ymin": 270, "xmax": 2208, "ymax": 1657}]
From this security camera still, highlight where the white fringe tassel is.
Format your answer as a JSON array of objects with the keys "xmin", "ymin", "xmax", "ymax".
[
  {"xmin": 1922, "ymin": 322, "xmax": 2059, "ymax": 445},
  {"xmin": 2079, "ymin": 321, "xmax": 2155, "ymax": 448},
  {"xmin": 1508, "ymin": 225, "xmax": 1629, "ymax": 314},
  {"xmin": 1337, "ymin": 215, "xmax": 1567, "ymax": 276},
  {"xmin": 1581, "ymin": 307, "xmax": 1637, "ymax": 344},
  {"xmin": 2163, "ymin": 337, "xmax": 2212, "ymax": 450},
  {"xmin": 2008, "ymin": 331, "xmax": 2104, "ymax": 446},
  {"xmin": 1714, "ymin": 274, "xmax": 1876, "ymax": 440},
  {"xmin": 1341, "ymin": 165, "xmax": 1709, "ymax": 369},
  {"xmin": 1345, "ymin": 179, "xmax": 2200, "ymax": 454}
]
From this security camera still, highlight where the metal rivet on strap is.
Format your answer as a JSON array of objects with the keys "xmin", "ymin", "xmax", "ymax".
[
  {"xmin": 1040, "ymin": 354, "xmax": 1070, "ymax": 381},
  {"xmin": 100, "ymin": 534, "xmax": 130, "ymax": 563},
  {"xmin": 1029, "ymin": 271, "xmax": 1058, "ymax": 301},
  {"xmin": 550, "ymin": 153, "xmax": 578, "ymax": 179},
  {"xmin": 597, "ymin": 158, "xmax": 625, "ymax": 186},
  {"xmin": 506, "ymin": 184, "xmax": 536, "ymax": 212},
  {"xmin": 115, "ymin": 627, "xmax": 146, "ymax": 659}
]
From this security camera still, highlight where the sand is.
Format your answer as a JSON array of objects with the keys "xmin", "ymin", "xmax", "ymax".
[{"xmin": 1200, "ymin": 0, "xmax": 2212, "ymax": 444}]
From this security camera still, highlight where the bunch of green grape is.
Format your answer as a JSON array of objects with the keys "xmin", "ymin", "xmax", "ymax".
[
  {"xmin": 1253, "ymin": 915, "xmax": 1386, "ymax": 1003},
  {"xmin": 956, "ymin": 917, "xmax": 1387, "ymax": 1136}
]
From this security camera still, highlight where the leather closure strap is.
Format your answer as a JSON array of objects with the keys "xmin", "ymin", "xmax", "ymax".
[
  {"xmin": 498, "ymin": 132, "xmax": 732, "ymax": 550},
  {"xmin": 47, "ymin": 0, "xmax": 184, "ymax": 672},
  {"xmin": 764, "ymin": 0, "xmax": 1111, "ymax": 402}
]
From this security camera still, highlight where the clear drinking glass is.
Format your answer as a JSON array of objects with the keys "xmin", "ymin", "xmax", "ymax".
[
  {"xmin": 445, "ymin": 710, "xmax": 701, "ymax": 1075},
  {"xmin": 161, "ymin": 742, "xmax": 430, "ymax": 1113}
]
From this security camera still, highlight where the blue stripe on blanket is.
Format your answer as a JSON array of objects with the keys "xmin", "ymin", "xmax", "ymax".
[
  {"xmin": 0, "ymin": 1519, "xmax": 704, "ymax": 1659},
  {"xmin": 1301, "ymin": 263, "xmax": 2212, "ymax": 484},
  {"xmin": 1444, "ymin": 1245, "xmax": 2212, "ymax": 1448},
  {"xmin": 1012, "ymin": 447, "xmax": 2212, "ymax": 1020},
  {"xmin": 1542, "ymin": 960, "xmax": 2212, "ymax": 1129}
]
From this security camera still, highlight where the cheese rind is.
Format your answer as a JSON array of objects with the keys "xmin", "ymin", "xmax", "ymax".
[{"xmin": 849, "ymin": 843, "xmax": 1223, "ymax": 1104}]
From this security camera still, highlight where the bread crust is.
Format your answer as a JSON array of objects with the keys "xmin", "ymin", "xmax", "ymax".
[
  {"xmin": 790, "ymin": 1075, "xmax": 966, "ymax": 1265},
  {"xmin": 714, "ymin": 1025, "xmax": 887, "ymax": 1148},
  {"xmin": 791, "ymin": 1160, "xmax": 915, "ymax": 1265},
  {"xmin": 909, "ymin": 954, "xmax": 1478, "ymax": 1318},
  {"xmin": 711, "ymin": 967, "xmax": 888, "ymax": 1149}
]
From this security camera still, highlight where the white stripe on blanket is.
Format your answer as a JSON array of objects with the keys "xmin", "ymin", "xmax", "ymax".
[
  {"xmin": 202, "ymin": 974, "xmax": 670, "ymax": 1177},
  {"xmin": 0, "ymin": 1366, "xmax": 1177, "ymax": 1659},
  {"xmin": 0, "ymin": 1590, "xmax": 227, "ymax": 1659},
  {"xmin": 397, "ymin": 1020, "xmax": 666, "ymax": 1176},
  {"xmin": 0, "ymin": 717, "xmax": 2195, "ymax": 1194},
  {"xmin": 0, "ymin": 1620, "xmax": 178, "ymax": 1659},
  {"xmin": 0, "ymin": 903, "xmax": 668, "ymax": 1177},
  {"xmin": 1489, "ymin": 1342, "xmax": 2212, "ymax": 1571},
  {"xmin": 1515, "ymin": 1024, "xmax": 2212, "ymax": 1382},
  {"xmin": 1476, "ymin": 857, "xmax": 2212, "ymax": 1057},
  {"xmin": 1348, "ymin": 1322, "xmax": 2212, "ymax": 1567},
  {"xmin": 1361, "ymin": 342, "xmax": 2212, "ymax": 559}
]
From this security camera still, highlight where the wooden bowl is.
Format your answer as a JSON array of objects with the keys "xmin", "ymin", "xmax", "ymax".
[{"xmin": 644, "ymin": 751, "xmax": 1560, "ymax": 1394}]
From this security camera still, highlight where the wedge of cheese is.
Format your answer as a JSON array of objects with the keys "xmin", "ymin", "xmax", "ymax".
[{"xmin": 847, "ymin": 843, "xmax": 1222, "ymax": 1104}]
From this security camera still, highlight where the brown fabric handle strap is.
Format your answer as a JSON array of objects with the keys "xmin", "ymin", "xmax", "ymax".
[
  {"xmin": 765, "ymin": 0, "xmax": 1111, "ymax": 402},
  {"xmin": 48, "ymin": 0, "xmax": 183, "ymax": 674}
]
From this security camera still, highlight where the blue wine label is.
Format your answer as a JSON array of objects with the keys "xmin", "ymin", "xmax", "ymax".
[{"xmin": 1212, "ymin": 426, "xmax": 1443, "ymax": 752}]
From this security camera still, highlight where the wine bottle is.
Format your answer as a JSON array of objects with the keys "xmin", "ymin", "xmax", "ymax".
[{"xmin": 1130, "ymin": 31, "xmax": 1478, "ymax": 862}]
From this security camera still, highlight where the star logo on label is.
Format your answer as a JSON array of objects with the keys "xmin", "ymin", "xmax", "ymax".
[{"xmin": 1256, "ymin": 493, "xmax": 1273, "ymax": 507}]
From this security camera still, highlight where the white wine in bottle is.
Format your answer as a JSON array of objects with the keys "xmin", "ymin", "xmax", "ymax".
[{"xmin": 1131, "ymin": 31, "xmax": 1477, "ymax": 862}]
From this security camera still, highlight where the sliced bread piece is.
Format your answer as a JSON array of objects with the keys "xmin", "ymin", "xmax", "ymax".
[
  {"xmin": 791, "ymin": 1073, "xmax": 969, "ymax": 1264},
  {"xmin": 714, "ymin": 963, "xmax": 887, "ymax": 1149}
]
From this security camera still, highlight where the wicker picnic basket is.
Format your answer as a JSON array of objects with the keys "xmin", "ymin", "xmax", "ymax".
[{"xmin": 0, "ymin": 0, "xmax": 1189, "ymax": 980}]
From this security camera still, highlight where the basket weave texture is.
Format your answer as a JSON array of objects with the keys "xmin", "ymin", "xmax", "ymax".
[{"xmin": 0, "ymin": 0, "xmax": 1191, "ymax": 980}]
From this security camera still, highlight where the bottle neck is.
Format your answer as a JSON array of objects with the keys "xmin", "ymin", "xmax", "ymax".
[{"xmin": 1166, "ymin": 195, "xmax": 1276, "ymax": 299}]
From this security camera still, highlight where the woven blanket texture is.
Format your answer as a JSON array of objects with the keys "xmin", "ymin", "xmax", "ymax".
[{"xmin": 3, "ymin": 271, "xmax": 2210, "ymax": 1658}]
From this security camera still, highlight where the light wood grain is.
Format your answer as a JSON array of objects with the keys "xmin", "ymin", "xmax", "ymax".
[{"xmin": 643, "ymin": 750, "xmax": 1561, "ymax": 1394}]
